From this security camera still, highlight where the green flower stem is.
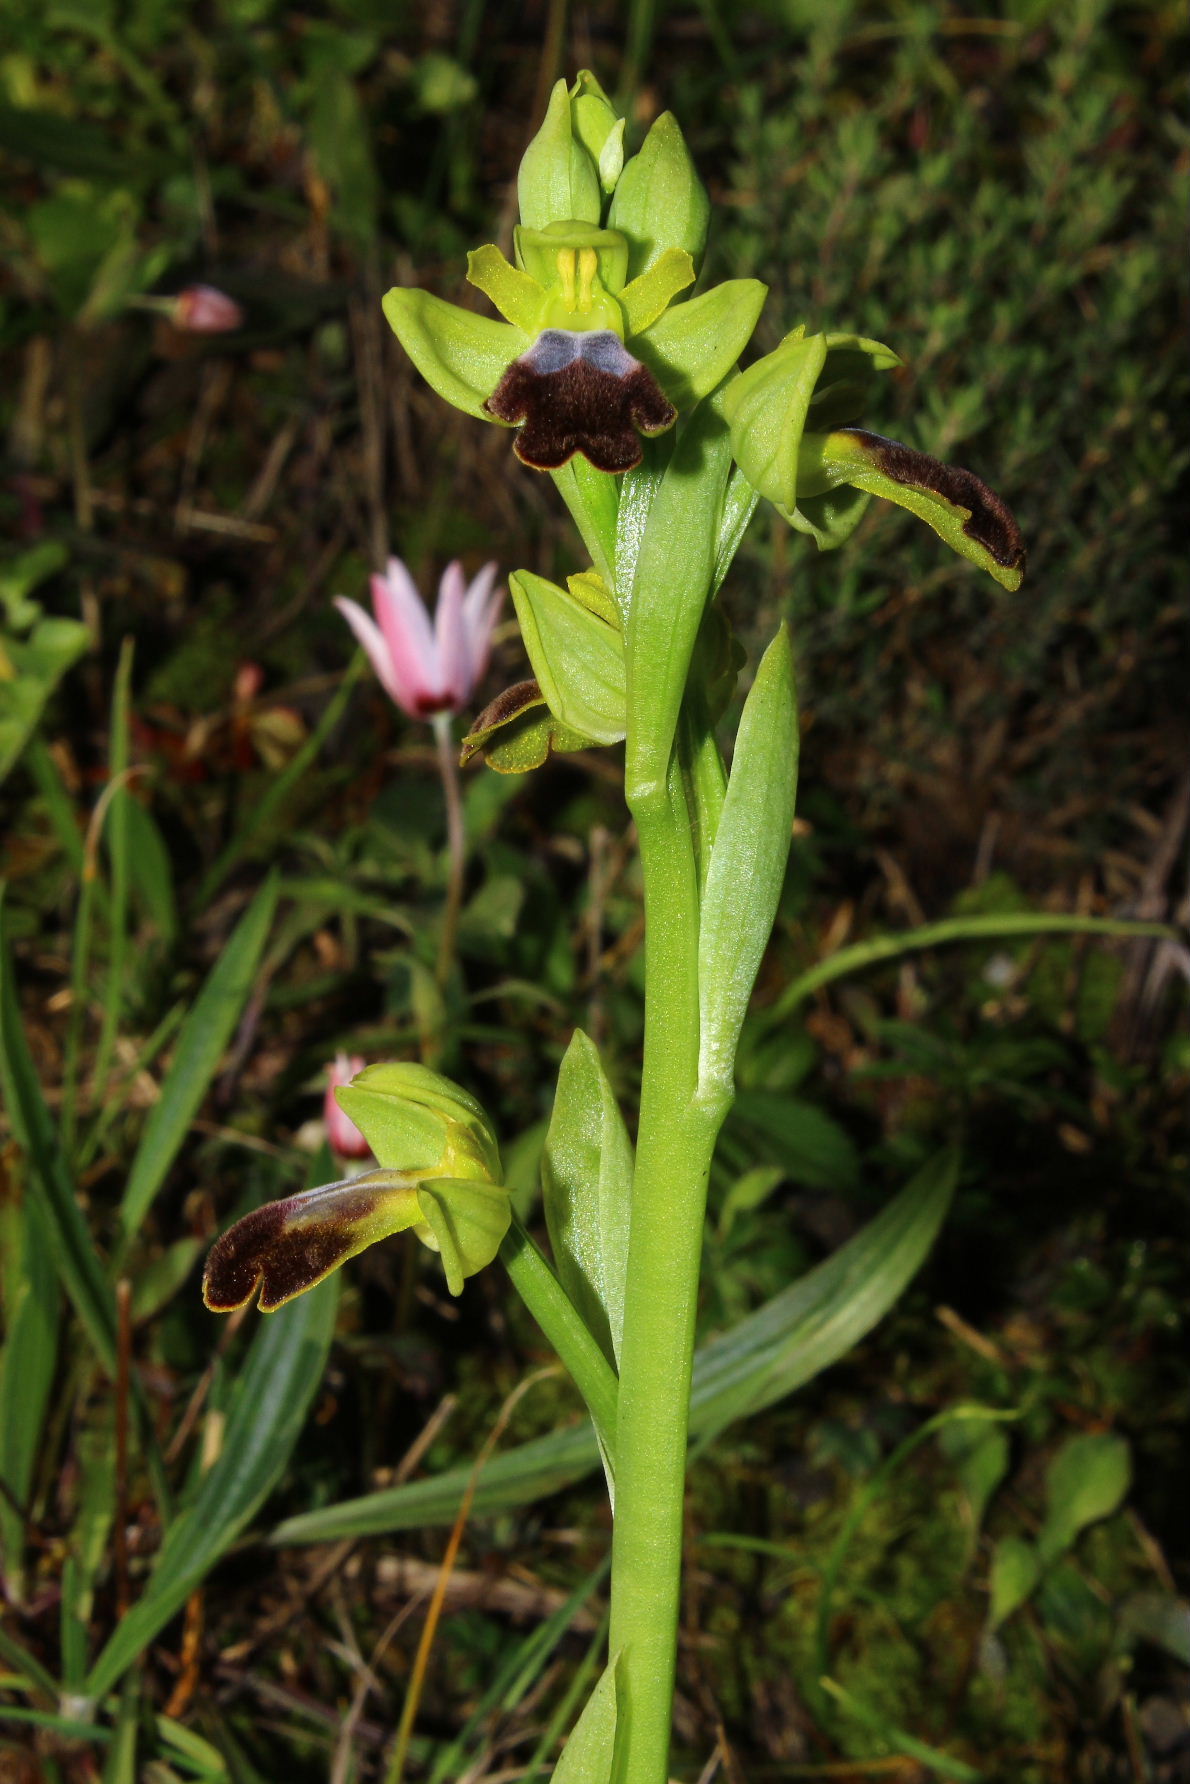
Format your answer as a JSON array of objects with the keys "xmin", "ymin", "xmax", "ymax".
[
  {"xmin": 610, "ymin": 750, "xmax": 731, "ymax": 1784},
  {"xmin": 499, "ymin": 1215, "xmax": 619, "ymax": 1459},
  {"xmin": 432, "ymin": 711, "xmax": 467, "ymax": 990}
]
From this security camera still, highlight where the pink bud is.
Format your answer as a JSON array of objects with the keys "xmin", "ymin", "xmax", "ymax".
[
  {"xmin": 173, "ymin": 285, "xmax": 244, "ymax": 334},
  {"xmin": 324, "ymin": 1054, "xmax": 371, "ymax": 1160}
]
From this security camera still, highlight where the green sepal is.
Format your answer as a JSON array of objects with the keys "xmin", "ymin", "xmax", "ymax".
[
  {"xmin": 514, "ymin": 221, "xmax": 629, "ymax": 295},
  {"xmin": 509, "ymin": 568, "xmax": 626, "ymax": 746},
  {"xmin": 466, "ymin": 245, "xmax": 545, "ymax": 332},
  {"xmin": 517, "ymin": 78, "xmax": 602, "ymax": 231},
  {"xmin": 336, "ymin": 1062, "xmax": 501, "ymax": 1183},
  {"xmin": 608, "ymin": 111, "xmax": 710, "ymax": 279},
  {"xmin": 636, "ymin": 279, "xmax": 767, "ymax": 411},
  {"xmin": 382, "ymin": 287, "xmax": 525, "ymax": 421},
  {"xmin": 724, "ymin": 327, "xmax": 901, "ymax": 511},
  {"xmin": 722, "ymin": 327, "xmax": 828, "ymax": 511},
  {"xmin": 800, "ymin": 429, "xmax": 1026, "ymax": 590},
  {"xmin": 619, "ymin": 247, "xmax": 696, "ymax": 337},
  {"xmin": 415, "ymin": 1179, "xmax": 513, "ymax": 1296},
  {"xmin": 460, "ymin": 680, "xmax": 596, "ymax": 773}
]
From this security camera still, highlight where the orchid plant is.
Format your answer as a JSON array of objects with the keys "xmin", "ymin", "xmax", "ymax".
[{"xmin": 204, "ymin": 72, "xmax": 1024, "ymax": 1782}]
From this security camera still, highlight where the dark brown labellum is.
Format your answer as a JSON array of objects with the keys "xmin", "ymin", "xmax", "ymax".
[
  {"xmin": 841, "ymin": 429, "xmax": 1027, "ymax": 574},
  {"xmin": 485, "ymin": 329, "xmax": 677, "ymax": 474}
]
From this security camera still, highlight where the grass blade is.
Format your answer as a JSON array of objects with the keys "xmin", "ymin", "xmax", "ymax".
[
  {"xmin": 85, "ymin": 1264, "xmax": 339, "ymax": 1700},
  {"xmin": 272, "ymin": 1152, "xmax": 954, "ymax": 1543},
  {"xmin": 0, "ymin": 895, "xmax": 118, "ymax": 1372},
  {"xmin": 770, "ymin": 912, "xmax": 1176, "ymax": 1016},
  {"xmin": 0, "ymin": 1164, "xmax": 58, "ymax": 1599},
  {"xmin": 116, "ymin": 875, "xmax": 279, "ymax": 1249}
]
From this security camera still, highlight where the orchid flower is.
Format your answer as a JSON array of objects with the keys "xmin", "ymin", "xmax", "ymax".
[{"xmin": 335, "ymin": 558, "xmax": 503, "ymax": 720}]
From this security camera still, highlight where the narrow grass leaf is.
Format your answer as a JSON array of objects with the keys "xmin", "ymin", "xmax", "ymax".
[
  {"xmin": 0, "ymin": 1175, "xmax": 58, "ymax": 1597},
  {"xmin": 117, "ymin": 875, "xmax": 278, "ymax": 1246},
  {"xmin": 0, "ymin": 898, "xmax": 118, "ymax": 1372},
  {"xmin": 102, "ymin": 1679, "xmax": 139, "ymax": 1784},
  {"xmin": 770, "ymin": 912, "xmax": 1176, "ymax": 1017},
  {"xmin": 85, "ymin": 1265, "xmax": 338, "ymax": 1699},
  {"xmin": 272, "ymin": 1152, "xmax": 953, "ymax": 1541}
]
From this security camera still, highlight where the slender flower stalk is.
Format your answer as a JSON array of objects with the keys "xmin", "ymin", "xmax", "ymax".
[{"xmin": 336, "ymin": 557, "xmax": 504, "ymax": 992}]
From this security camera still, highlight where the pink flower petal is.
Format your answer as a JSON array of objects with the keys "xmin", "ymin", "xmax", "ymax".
[
  {"xmin": 462, "ymin": 563, "xmax": 503, "ymax": 686},
  {"xmin": 335, "ymin": 596, "xmax": 413, "ymax": 714},
  {"xmin": 434, "ymin": 561, "xmax": 470, "ymax": 707},
  {"xmin": 374, "ymin": 560, "xmax": 442, "ymax": 713}
]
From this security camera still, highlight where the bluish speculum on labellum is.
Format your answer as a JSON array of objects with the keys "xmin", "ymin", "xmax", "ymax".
[{"xmin": 485, "ymin": 326, "xmax": 676, "ymax": 472}]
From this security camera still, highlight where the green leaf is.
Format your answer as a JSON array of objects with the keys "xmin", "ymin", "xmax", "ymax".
[
  {"xmin": 1118, "ymin": 1592, "xmax": 1190, "ymax": 1666},
  {"xmin": 509, "ymin": 570, "xmax": 626, "ymax": 746},
  {"xmin": 308, "ymin": 67, "xmax": 378, "ymax": 244},
  {"xmin": 542, "ymin": 1031, "xmax": 633, "ymax": 1367},
  {"xmin": 550, "ymin": 1655, "xmax": 619, "ymax": 1783},
  {"xmin": 0, "ymin": 613, "xmax": 91, "ymax": 783},
  {"xmin": 1037, "ymin": 1431, "xmax": 1131, "ymax": 1566},
  {"xmin": 0, "ymin": 897, "xmax": 117, "ymax": 1373},
  {"xmin": 608, "ymin": 112, "xmax": 710, "ymax": 278},
  {"xmin": 102, "ymin": 1678, "xmax": 139, "ymax": 1784},
  {"xmin": 117, "ymin": 876, "xmax": 278, "ymax": 1248},
  {"xmin": 768, "ymin": 910, "xmax": 1176, "ymax": 1017},
  {"xmin": 382, "ymin": 287, "xmax": 526, "ymax": 422},
  {"xmin": 85, "ymin": 1266, "xmax": 340, "ymax": 1700},
  {"xmin": 697, "ymin": 626, "xmax": 798, "ymax": 1102},
  {"xmin": 0, "ymin": 1174, "xmax": 58, "ymax": 1599},
  {"xmin": 625, "ymin": 401, "xmax": 734, "ymax": 801},
  {"xmin": 988, "ymin": 1535, "xmax": 1042, "ymax": 1629},
  {"xmin": 727, "ymin": 1091, "xmax": 860, "ymax": 1193},
  {"xmin": 0, "ymin": 540, "xmax": 69, "ymax": 630},
  {"xmin": 271, "ymin": 1149, "xmax": 954, "ymax": 1541},
  {"xmin": 518, "ymin": 78, "xmax": 602, "ymax": 231},
  {"xmin": 939, "ymin": 1420, "xmax": 1010, "ymax": 1540},
  {"xmin": 636, "ymin": 280, "xmax": 767, "ymax": 412}
]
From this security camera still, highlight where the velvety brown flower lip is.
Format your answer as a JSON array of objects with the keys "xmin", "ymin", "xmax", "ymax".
[
  {"xmin": 841, "ymin": 428, "xmax": 1027, "ymax": 574},
  {"xmin": 485, "ymin": 329, "xmax": 676, "ymax": 473},
  {"xmin": 203, "ymin": 1189, "xmax": 383, "ymax": 1313},
  {"xmin": 469, "ymin": 678, "xmax": 543, "ymax": 734}
]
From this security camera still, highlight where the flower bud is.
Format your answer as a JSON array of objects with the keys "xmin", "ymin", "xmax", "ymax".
[
  {"xmin": 518, "ymin": 78, "xmax": 603, "ymax": 231},
  {"xmin": 607, "ymin": 112, "xmax": 710, "ymax": 279}
]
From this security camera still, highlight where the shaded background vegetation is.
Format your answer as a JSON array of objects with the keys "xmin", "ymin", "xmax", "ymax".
[{"xmin": 1, "ymin": 0, "xmax": 1186, "ymax": 1779}]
